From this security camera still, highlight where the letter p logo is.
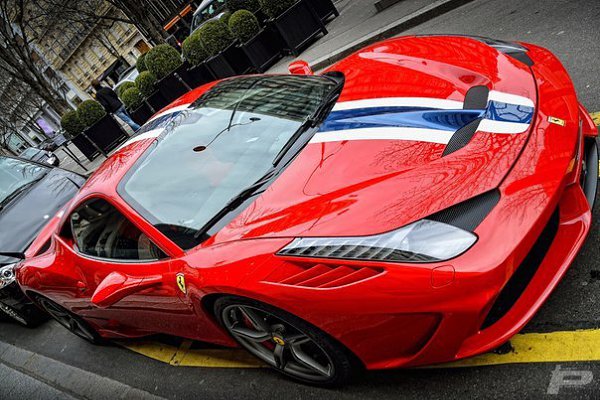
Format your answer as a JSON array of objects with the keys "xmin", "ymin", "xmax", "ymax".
[{"xmin": 547, "ymin": 365, "xmax": 593, "ymax": 395}]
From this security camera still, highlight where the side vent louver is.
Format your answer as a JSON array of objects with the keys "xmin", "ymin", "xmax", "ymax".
[{"xmin": 265, "ymin": 264, "xmax": 384, "ymax": 289}]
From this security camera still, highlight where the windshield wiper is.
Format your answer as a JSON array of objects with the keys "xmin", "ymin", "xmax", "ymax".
[
  {"xmin": 193, "ymin": 169, "xmax": 278, "ymax": 240},
  {"xmin": 0, "ymin": 180, "xmax": 38, "ymax": 211},
  {"xmin": 272, "ymin": 75, "xmax": 344, "ymax": 167}
]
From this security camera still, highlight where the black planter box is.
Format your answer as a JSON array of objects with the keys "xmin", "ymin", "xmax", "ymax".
[
  {"xmin": 206, "ymin": 43, "xmax": 254, "ymax": 78},
  {"xmin": 129, "ymin": 102, "xmax": 154, "ymax": 126},
  {"xmin": 254, "ymin": 8, "xmax": 270, "ymax": 26},
  {"xmin": 222, "ymin": 42, "xmax": 253, "ymax": 75},
  {"xmin": 83, "ymin": 114, "xmax": 128, "ymax": 154},
  {"xmin": 305, "ymin": 0, "xmax": 339, "ymax": 23},
  {"xmin": 205, "ymin": 49, "xmax": 237, "ymax": 79},
  {"xmin": 186, "ymin": 62, "xmax": 216, "ymax": 88},
  {"xmin": 239, "ymin": 29, "xmax": 283, "ymax": 73},
  {"xmin": 145, "ymin": 90, "xmax": 169, "ymax": 113},
  {"xmin": 70, "ymin": 133, "xmax": 99, "ymax": 162},
  {"xmin": 270, "ymin": 0, "xmax": 327, "ymax": 57},
  {"xmin": 157, "ymin": 65, "xmax": 192, "ymax": 103}
]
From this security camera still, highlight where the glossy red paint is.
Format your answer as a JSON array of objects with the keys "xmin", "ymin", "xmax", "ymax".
[{"xmin": 16, "ymin": 36, "xmax": 596, "ymax": 370}]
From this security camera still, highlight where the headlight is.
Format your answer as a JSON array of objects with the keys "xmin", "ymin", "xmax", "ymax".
[
  {"xmin": 0, "ymin": 264, "xmax": 16, "ymax": 289},
  {"xmin": 277, "ymin": 220, "xmax": 477, "ymax": 263}
]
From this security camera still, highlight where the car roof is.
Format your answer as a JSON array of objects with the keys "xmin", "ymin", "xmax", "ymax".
[{"xmin": 193, "ymin": 0, "xmax": 214, "ymax": 15}]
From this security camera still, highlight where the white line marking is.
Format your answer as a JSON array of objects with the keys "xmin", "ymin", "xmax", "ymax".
[
  {"xmin": 479, "ymin": 119, "xmax": 531, "ymax": 134},
  {"xmin": 488, "ymin": 90, "xmax": 535, "ymax": 108},
  {"xmin": 332, "ymin": 97, "xmax": 464, "ymax": 111},
  {"xmin": 116, "ymin": 128, "xmax": 164, "ymax": 151},
  {"xmin": 146, "ymin": 104, "xmax": 191, "ymax": 124},
  {"xmin": 310, "ymin": 127, "xmax": 454, "ymax": 144}
]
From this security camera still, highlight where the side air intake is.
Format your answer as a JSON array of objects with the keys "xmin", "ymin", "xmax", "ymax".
[{"xmin": 265, "ymin": 263, "xmax": 384, "ymax": 289}]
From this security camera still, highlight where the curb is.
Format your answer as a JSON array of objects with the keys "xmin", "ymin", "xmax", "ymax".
[
  {"xmin": 0, "ymin": 340, "xmax": 166, "ymax": 400},
  {"xmin": 311, "ymin": 0, "xmax": 477, "ymax": 71}
]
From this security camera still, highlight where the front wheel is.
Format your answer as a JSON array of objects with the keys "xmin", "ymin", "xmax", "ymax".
[
  {"xmin": 215, "ymin": 296, "xmax": 359, "ymax": 387},
  {"xmin": 35, "ymin": 296, "xmax": 103, "ymax": 344}
]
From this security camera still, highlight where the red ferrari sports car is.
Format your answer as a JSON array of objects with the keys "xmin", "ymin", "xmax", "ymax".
[{"xmin": 15, "ymin": 35, "xmax": 598, "ymax": 386}]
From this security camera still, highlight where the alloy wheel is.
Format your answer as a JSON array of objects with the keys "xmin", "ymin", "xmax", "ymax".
[
  {"xmin": 38, "ymin": 298, "xmax": 97, "ymax": 342},
  {"xmin": 221, "ymin": 304, "xmax": 335, "ymax": 382}
]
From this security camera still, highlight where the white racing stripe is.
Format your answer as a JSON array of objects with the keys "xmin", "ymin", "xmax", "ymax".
[
  {"xmin": 115, "ymin": 128, "xmax": 164, "ymax": 151},
  {"xmin": 332, "ymin": 97, "xmax": 464, "ymax": 111},
  {"xmin": 488, "ymin": 90, "xmax": 535, "ymax": 108},
  {"xmin": 146, "ymin": 104, "xmax": 191, "ymax": 124},
  {"xmin": 310, "ymin": 127, "xmax": 454, "ymax": 145},
  {"xmin": 478, "ymin": 119, "xmax": 531, "ymax": 134}
]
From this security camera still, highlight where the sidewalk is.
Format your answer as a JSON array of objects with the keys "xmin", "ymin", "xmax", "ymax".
[{"xmin": 269, "ymin": 0, "xmax": 475, "ymax": 73}]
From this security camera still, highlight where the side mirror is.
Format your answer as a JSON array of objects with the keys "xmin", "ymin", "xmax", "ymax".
[
  {"xmin": 288, "ymin": 60, "xmax": 314, "ymax": 75},
  {"xmin": 91, "ymin": 272, "xmax": 162, "ymax": 308}
]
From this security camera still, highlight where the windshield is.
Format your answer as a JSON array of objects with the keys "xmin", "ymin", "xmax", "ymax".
[
  {"xmin": 119, "ymin": 75, "xmax": 338, "ymax": 249},
  {"xmin": 192, "ymin": 0, "xmax": 226, "ymax": 31},
  {"xmin": 0, "ymin": 156, "xmax": 48, "ymax": 205},
  {"xmin": 20, "ymin": 148, "xmax": 40, "ymax": 159}
]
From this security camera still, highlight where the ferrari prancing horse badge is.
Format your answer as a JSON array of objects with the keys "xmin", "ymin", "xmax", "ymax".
[{"xmin": 176, "ymin": 273, "xmax": 186, "ymax": 294}]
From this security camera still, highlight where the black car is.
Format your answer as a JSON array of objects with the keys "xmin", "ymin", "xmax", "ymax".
[
  {"xmin": 19, "ymin": 146, "xmax": 60, "ymax": 167},
  {"xmin": 0, "ymin": 155, "xmax": 85, "ymax": 326}
]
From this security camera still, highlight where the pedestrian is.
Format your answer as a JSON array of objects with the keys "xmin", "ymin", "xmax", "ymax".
[{"xmin": 91, "ymin": 79, "xmax": 140, "ymax": 132}]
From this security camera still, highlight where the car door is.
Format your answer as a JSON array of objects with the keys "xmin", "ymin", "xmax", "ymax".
[{"xmin": 61, "ymin": 197, "xmax": 198, "ymax": 336}]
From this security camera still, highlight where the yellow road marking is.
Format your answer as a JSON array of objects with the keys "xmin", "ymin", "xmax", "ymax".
[
  {"xmin": 119, "ymin": 340, "xmax": 263, "ymax": 368},
  {"xmin": 433, "ymin": 329, "xmax": 600, "ymax": 368},
  {"xmin": 118, "ymin": 328, "xmax": 600, "ymax": 369},
  {"xmin": 590, "ymin": 111, "xmax": 600, "ymax": 126}
]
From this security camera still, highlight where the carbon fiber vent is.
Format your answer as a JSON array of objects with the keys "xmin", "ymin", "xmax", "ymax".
[
  {"xmin": 265, "ymin": 264, "xmax": 384, "ymax": 289},
  {"xmin": 442, "ymin": 118, "xmax": 482, "ymax": 156},
  {"xmin": 463, "ymin": 85, "xmax": 489, "ymax": 110},
  {"xmin": 428, "ymin": 189, "xmax": 500, "ymax": 231}
]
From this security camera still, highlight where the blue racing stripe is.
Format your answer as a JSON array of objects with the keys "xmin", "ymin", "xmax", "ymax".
[
  {"xmin": 321, "ymin": 108, "xmax": 483, "ymax": 132},
  {"xmin": 484, "ymin": 101, "xmax": 534, "ymax": 124}
]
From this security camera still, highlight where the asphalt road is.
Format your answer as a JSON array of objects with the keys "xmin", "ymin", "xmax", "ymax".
[{"xmin": 1, "ymin": 0, "xmax": 600, "ymax": 399}]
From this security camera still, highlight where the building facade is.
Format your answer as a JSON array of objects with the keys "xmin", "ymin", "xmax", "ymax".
[{"xmin": 38, "ymin": 4, "xmax": 150, "ymax": 101}]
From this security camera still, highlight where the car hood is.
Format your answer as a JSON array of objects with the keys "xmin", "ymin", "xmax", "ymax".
[
  {"xmin": 0, "ymin": 168, "xmax": 85, "ymax": 254},
  {"xmin": 210, "ymin": 36, "xmax": 537, "ymax": 243}
]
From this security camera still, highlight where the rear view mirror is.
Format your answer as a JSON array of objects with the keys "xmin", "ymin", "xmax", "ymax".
[{"xmin": 91, "ymin": 272, "xmax": 162, "ymax": 308}]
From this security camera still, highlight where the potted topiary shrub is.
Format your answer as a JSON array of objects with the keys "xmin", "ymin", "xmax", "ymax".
[
  {"xmin": 136, "ymin": 52, "xmax": 149, "ymax": 73},
  {"xmin": 116, "ymin": 81, "xmax": 136, "ymax": 99},
  {"xmin": 259, "ymin": 0, "xmax": 326, "ymax": 56},
  {"xmin": 135, "ymin": 71, "xmax": 167, "ymax": 113},
  {"xmin": 60, "ymin": 110, "xmax": 84, "ymax": 138},
  {"xmin": 182, "ymin": 33, "xmax": 216, "ymax": 88},
  {"xmin": 144, "ymin": 44, "xmax": 190, "ymax": 102},
  {"xmin": 78, "ymin": 99, "xmax": 128, "ymax": 155},
  {"xmin": 61, "ymin": 110, "xmax": 97, "ymax": 162},
  {"xmin": 305, "ymin": 0, "xmax": 338, "ymax": 23},
  {"xmin": 229, "ymin": 10, "xmax": 282, "ymax": 73},
  {"xmin": 198, "ymin": 19, "xmax": 252, "ymax": 78},
  {"xmin": 227, "ymin": 0, "xmax": 268, "ymax": 24},
  {"xmin": 121, "ymin": 87, "xmax": 153, "ymax": 125}
]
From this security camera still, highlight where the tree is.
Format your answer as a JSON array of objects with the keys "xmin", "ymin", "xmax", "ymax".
[
  {"xmin": 0, "ymin": 70, "xmax": 48, "ymax": 154},
  {"xmin": 0, "ymin": 0, "xmax": 71, "ymax": 115},
  {"xmin": 40, "ymin": 0, "xmax": 168, "ymax": 45}
]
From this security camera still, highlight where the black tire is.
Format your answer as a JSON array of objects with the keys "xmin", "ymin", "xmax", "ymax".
[
  {"xmin": 0, "ymin": 302, "xmax": 48, "ymax": 328},
  {"xmin": 34, "ymin": 295, "xmax": 104, "ymax": 344},
  {"xmin": 215, "ymin": 296, "xmax": 360, "ymax": 387},
  {"xmin": 582, "ymin": 138, "xmax": 598, "ymax": 209}
]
